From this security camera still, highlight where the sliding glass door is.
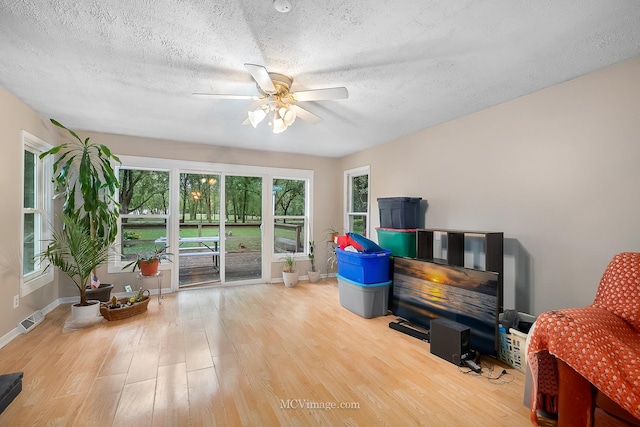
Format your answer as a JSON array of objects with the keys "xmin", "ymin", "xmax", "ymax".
[
  {"xmin": 224, "ymin": 175, "xmax": 263, "ymax": 283},
  {"xmin": 177, "ymin": 172, "xmax": 221, "ymax": 287},
  {"xmin": 115, "ymin": 155, "xmax": 313, "ymax": 290}
]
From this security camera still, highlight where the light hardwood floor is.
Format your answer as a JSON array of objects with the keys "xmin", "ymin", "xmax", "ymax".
[{"xmin": 0, "ymin": 279, "xmax": 534, "ymax": 426}]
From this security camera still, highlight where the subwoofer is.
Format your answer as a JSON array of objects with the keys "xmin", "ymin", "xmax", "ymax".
[{"xmin": 429, "ymin": 318, "xmax": 471, "ymax": 365}]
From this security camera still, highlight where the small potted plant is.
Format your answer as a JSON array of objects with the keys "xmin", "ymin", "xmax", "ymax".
[
  {"xmin": 307, "ymin": 241, "xmax": 321, "ymax": 283},
  {"xmin": 325, "ymin": 224, "xmax": 344, "ymax": 244},
  {"xmin": 123, "ymin": 246, "xmax": 172, "ymax": 276},
  {"xmin": 282, "ymin": 254, "xmax": 299, "ymax": 287}
]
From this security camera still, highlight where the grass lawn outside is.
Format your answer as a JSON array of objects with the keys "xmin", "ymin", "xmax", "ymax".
[{"xmin": 121, "ymin": 222, "xmax": 305, "ymax": 255}]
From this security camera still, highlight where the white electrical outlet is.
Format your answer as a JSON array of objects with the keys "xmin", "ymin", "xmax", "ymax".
[{"xmin": 13, "ymin": 295, "xmax": 19, "ymax": 309}]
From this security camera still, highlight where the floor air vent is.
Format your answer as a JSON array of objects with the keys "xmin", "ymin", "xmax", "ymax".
[{"xmin": 17, "ymin": 311, "xmax": 44, "ymax": 334}]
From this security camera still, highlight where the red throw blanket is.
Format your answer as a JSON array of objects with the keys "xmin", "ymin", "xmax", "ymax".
[{"xmin": 527, "ymin": 307, "xmax": 640, "ymax": 424}]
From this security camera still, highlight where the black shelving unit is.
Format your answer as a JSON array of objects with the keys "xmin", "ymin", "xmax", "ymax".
[{"xmin": 416, "ymin": 229, "xmax": 504, "ymax": 312}]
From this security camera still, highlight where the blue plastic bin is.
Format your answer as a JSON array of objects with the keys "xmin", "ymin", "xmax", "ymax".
[{"xmin": 336, "ymin": 248, "xmax": 392, "ymax": 284}]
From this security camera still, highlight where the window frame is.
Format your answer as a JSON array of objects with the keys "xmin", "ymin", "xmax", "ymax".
[
  {"xmin": 110, "ymin": 155, "xmax": 314, "ymax": 283},
  {"xmin": 272, "ymin": 176, "xmax": 310, "ymax": 257},
  {"xmin": 20, "ymin": 131, "xmax": 54, "ymax": 296},
  {"xmin": 113, "ymin": 166, "xmax": 172, "ymax": 272},
  {"xmin": 344, "ymin": 165, "xmax": 370, "ymax": 237}
]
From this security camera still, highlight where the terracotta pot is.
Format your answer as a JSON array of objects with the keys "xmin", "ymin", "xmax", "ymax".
[{"xmin": 139, "ymin": 259, "xmax": 160, "ymax": 276}]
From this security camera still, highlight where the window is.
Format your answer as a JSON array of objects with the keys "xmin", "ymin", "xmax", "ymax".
[
  {"xmin": 345, "ymin": 166, "xmax": 370, "ymax": 236},
  {"xmin": 273, "ymin": 178, "xmax": 307, "ymax": 254},
  {"xmin": 21, "ymin": 132, "xmax": 53, "ymax": 295},
  {"xmin": 117, "ymin": 168, "xmax": 170, "ymax": 267},
  {"xmin": 111, "ymin": 155, "xmax": 314, "ymax": 282}
]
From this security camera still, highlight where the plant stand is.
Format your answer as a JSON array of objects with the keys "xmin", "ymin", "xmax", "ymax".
[{"xmin": 137, "ymin": 271, "xmax": 163, "ymax": 304}]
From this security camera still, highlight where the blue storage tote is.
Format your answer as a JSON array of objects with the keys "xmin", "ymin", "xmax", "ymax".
[
  {"xmin": 336, "ymin": 248, "xmax": 392, "ymax": 284},
  {"xmin": 377, "ymin": 197, "xmax": 422, "ymax": 229},
  {"xmin": 337, "ymin": 274, "xmax": 391, "ymax": 318}
]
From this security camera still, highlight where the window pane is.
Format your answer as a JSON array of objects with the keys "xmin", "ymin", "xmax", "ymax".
[
  {"xmin": 24, "ymin": 150, "xmax": 36, "ymax": 209},
  {"xmin": 274, "ymin": 218, "xmax": 305, "ymax": 253},
  {"xmin": 118, "ymin": 169, "xmax": 170, "ymax": 263},
  {"xmin": 273, "ymin": 179, "xmax": 305, "ymax": 216},
  {"xmin": 119, "ymin": 169, "xmax": 170, "ymax": 215},
  {"xmin": 348, "ymin": 214, "xmax": 367, "ymax": 237},
  {"xmin": 351, "ymin": 175, "xmax": 368, "ymax": 212},
  {"xmin": 120, "ymin": 217, "xmax": 168, "ymax": 261},
  {"xmin": 225, "ymin": 175, "xmax": 260, "ymax": 223},
  {"xmin": 23, "ymin": 213, "xmax": 37, "ymax": 275}
]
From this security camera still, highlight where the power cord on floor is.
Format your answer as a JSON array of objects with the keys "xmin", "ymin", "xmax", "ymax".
[{"xmin": 455, "ymin": 357, "xmax": 515, "ymax": 384}]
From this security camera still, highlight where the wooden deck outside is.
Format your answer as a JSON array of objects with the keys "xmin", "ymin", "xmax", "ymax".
[{"xmin": 179, "ymin": 250, "xmax": 262, "ymax": 286}]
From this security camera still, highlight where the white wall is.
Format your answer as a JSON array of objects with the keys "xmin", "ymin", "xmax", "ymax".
[
  {"xmin": 341, "ymin": 55, "xmax": 640, "ymax": 315},
  {"xmin": 0, "ymin": 87, "xmax": 60, "ymax": 338}
]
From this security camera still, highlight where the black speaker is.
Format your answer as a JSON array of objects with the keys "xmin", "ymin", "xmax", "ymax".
[{"xmin": 429, "ymin": 318, "xmax": 471, "ymax": 365}]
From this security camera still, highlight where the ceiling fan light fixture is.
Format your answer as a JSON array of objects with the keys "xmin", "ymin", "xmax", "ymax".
[
  {"xmin": 248, "ymin": 108, "xmax": 267, "ymax": 128},
  {"xmin": 273, "ymin": 0, "xmax": 292, "ymax": 13},
  {"xmin": 272, "ymin": 110, "xmax": 287, "ymax": 133},
  {"xmin": 272, "ymin": 118, "xmax": 287, "ymax": 133},
  {"xmin": 280, "ymin": 106, "xmax": 296, "ymax": 126}
]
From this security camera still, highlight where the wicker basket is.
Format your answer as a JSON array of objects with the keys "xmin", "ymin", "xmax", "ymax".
[{"xmin": 100, "ymin": 291, "xmax": 150, "ymax": 321}]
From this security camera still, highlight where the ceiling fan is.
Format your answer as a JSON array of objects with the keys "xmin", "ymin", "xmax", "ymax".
[{"xmin": 193, "ymin": 64, "xmax": 348, "ymax": 133}]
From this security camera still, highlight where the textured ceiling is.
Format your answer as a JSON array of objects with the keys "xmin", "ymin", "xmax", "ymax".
[{"xmin": 1, "ymin": 1, "xmax": 640, "ymax": 157}]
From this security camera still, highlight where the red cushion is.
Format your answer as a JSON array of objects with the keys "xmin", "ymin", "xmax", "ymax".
[{"xmin": 593, "ymin": 252, "xmax": 640, "ymax": 330}]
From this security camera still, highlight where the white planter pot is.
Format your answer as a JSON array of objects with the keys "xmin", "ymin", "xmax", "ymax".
[
  {"xmin": 71, "ymin": 300, "xmax": 102, "ymax": 321},
  {"xmin": 283, "ymin": 271, "xmax": 299, "ymax": 288},
  {"xmin": 308, "ymin": 270, "xmax": 321, "ymax": 283}
]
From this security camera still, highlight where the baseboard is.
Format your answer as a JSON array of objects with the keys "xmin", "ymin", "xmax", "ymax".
[
  {"xmin": 0, "ymin": 329, "xmax": 20, "ymax": 351},
  {"xmin": 0, "ymin": 297, "xmax": 63, "ymax": 350},
  {"xmin": 272, "ymin": 272, "xmax": 335, "ymax": 284}
]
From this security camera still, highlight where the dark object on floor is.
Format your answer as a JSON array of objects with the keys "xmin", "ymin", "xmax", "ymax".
[
  {"xmin": 0, "ymin": 372, "xmax": 23, "ymax": 414},
  {"xmin": 85, "ymin": 283, "xmax": 114, "ymax": 302}
]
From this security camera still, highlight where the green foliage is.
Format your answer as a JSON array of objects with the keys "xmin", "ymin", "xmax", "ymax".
[
  {"xmin": 40, "ymin": 119, "xmax": 121, "ymax": 245},
  {"xmin": 119, "ymin": 169, "xmax": 169, "ymax": 215},
  {"xmin": 282, "ymin": 254, "xmax": 296, "ymax": 272},
  {"xmin": 273, "ymin": 179, "xmax": 305, "ymax": 216},
  {"xmin": 123, "ymin": 246, "xmax": 173, "ymax": 272},
  {"xmin": 38, "ymin": 119, "xmax": 121, "ymax": 303},
  {"xmin": 225, "ymin": 176, "xmax": 261, "ymax": 223},
  {"xmin": 122, "ymin": 230, "xmax": 142, "ymax": 240},
  {"xmin": 39, "ymin": 214, "xmax": 112, "ymax": 306},
  {"xmin": 351, "ymin": 174, "xmax": 369, "ymax": 212}
]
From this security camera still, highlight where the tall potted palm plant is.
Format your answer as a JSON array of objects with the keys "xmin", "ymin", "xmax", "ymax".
[
  {"xmin": 41, "ymin": 214, "xmax": 112, "ymax": 318},
  {"xmin": 39, "ymin": 119, "xmax": 120, "ymax": 312}
]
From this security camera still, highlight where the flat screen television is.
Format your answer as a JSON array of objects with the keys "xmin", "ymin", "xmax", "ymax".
[{"xmin": 391, "ymin": 257, "xmax": 500, "ymax": 357}]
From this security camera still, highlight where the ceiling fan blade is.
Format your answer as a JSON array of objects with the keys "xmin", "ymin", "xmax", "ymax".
[
  {"xmin": 289, "ymin": 105, "xmax": 323, "ymax": 124},
  {"xmin": 292, "ymin": 87, "xmax": 348, "ymax": 102},
  {"xmin": 192, "ymin": 93, "xmax": 260, "ymax": 100},
  {"xmin": 245, "ymin": 63, "xmax": 276, "ymax": 93}
]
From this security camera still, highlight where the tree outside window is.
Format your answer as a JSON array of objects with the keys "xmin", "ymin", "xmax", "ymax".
[{"xmin": 273, "ymin": 178, "xmax": 306, "ymax": 254}]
